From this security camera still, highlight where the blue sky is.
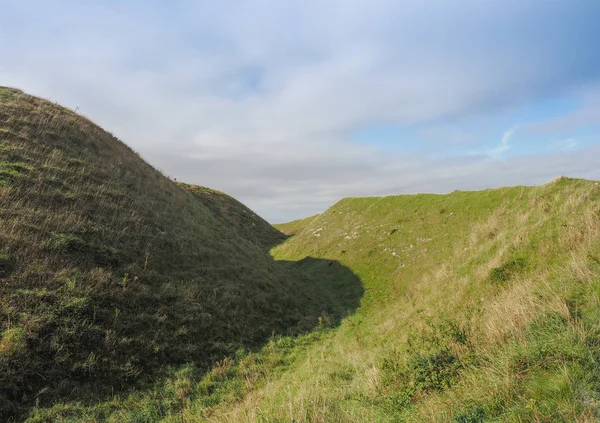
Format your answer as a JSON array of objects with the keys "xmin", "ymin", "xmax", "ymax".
[{"xmin": 1, "ymin": 0, "xmax": 600, "ymax": 222}]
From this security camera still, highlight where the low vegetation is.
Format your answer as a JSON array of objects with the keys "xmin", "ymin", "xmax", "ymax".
[
  {"xmin": 2, "ymin": 87, "xmax": 600, "ymax": 422},
  {"xmin": 0, "ymin": 87, "xmax": 360, "ymax": 421}
]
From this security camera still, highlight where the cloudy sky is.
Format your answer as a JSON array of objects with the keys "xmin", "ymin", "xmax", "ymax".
[{"xmin": 2, "ymin": 1, "xmax": 600, "ymax": 222}]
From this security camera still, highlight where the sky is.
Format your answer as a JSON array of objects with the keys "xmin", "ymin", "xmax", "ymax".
[{"xmin": 1, "ymin": 0, "xmax": 600, "ymax": 222}]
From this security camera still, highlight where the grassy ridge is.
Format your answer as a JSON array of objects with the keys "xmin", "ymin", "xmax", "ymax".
[{"xmin": 0, "ymin": 87, "xmax": 361, "ymax": 421}]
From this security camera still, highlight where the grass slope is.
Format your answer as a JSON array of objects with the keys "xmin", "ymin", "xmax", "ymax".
[
  {"xmin": 134, "ymin": 178, "xmax": 599, "ymax": 423},
  {"xmin": 249, "ymin": 179, "xmax": 600, "ymax": 422},
  {"xmin": 274, "ymin": 214, "xmax": 320, "ymax": 238},
  {"xmin": 0, "ymin": 87, "xmax": 362, "ymax": 421},
  {"xmin": 32, "ymin": 177, "xmax": 600, "ymax": 422},
  {"xmin": 182, "ymin": 184, "xmax": 285, "ymax": 251}
]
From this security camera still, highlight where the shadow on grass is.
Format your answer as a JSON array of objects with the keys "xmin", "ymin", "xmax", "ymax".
[
  {"xmin": 277, "ymin": 256, "xmax": 364, "ymax": 325},
  {"xmin": 1, "ymin": 88, "xmax": 363, "ymax": 421},
  {"xmin": 15, "ymin": 233, "xmax": 364, "ymax": 422}
]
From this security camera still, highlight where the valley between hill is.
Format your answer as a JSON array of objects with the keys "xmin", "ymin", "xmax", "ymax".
[{"xmin": 2, "ymin": 87, "xmax": 600, "ymax": 422}]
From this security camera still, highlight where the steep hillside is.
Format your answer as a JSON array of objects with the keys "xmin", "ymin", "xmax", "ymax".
[{"xmin": 0, "ymin": 87, "xmax": 360, "ymax": 420}]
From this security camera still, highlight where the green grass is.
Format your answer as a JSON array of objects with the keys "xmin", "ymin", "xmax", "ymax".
[
  {"xmin": 258, "ymin": 179, "xmax": 600, "ymax": 423},
  {"xmin": 30, "ymin": 179, "xmax": 600, "ymax": 423},
  {"xmin": 162, "ymin": 178, "xmax": 600, "ymax": 423},
  {"xmin": 0, "ymin": 87, "xmax": 361, "ymax": 421},
  {"xmin": 3, "ymin": 86, "xmax": 600, "ymax": 422}
]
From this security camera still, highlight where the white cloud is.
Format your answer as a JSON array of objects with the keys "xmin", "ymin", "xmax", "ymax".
[
  {"xmin": 486, "ymin": 126, "xmax": 518, "ymax": 158},
  {"xmin": 1, "ymin": 0, "xmax": 600, "ymax": 222}
]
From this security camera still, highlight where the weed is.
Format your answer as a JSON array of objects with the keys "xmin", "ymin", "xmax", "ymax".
[
  {"xmin": 0, "ymin": 254, "xmax": 13, "ymax": 277},
  {"xmin": 488, "ymin": 257, "xmax": 527, "ymax": 283},
  {"xmin": 454, "ymin": 406, "xmax": 488, "ymax": 423},
  {"xmin": 44, "ymin": 232, "xmax": 86, "ymax": 253},
  {"xmin": 0, "ymin": 327, "xmax": 26, "ymax": 357}
]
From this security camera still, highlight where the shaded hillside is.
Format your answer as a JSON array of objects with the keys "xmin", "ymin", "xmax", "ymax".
[
  {"xmin": 182, "ymin": 184, "xmax": 286, "ymax": 251},
  {"xmin": 0, "ymin": 87, "xmax": 363, "ymax": 420}
]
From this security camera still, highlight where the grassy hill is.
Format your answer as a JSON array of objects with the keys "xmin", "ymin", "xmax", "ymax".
[
  {"xmin": 238, "ymin": 179, "xmax": 600, "ymax": 422},
  {"xmin": 4, "ymin": 86, "xmax": 600, "ymax": 422},
  {"xmin": 0, "ymin": 87, "xmax": 362, "ymax": 421},
  {"xmin": 31, "ymin": 178, "xmax": 600, "ymax": 423}
]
